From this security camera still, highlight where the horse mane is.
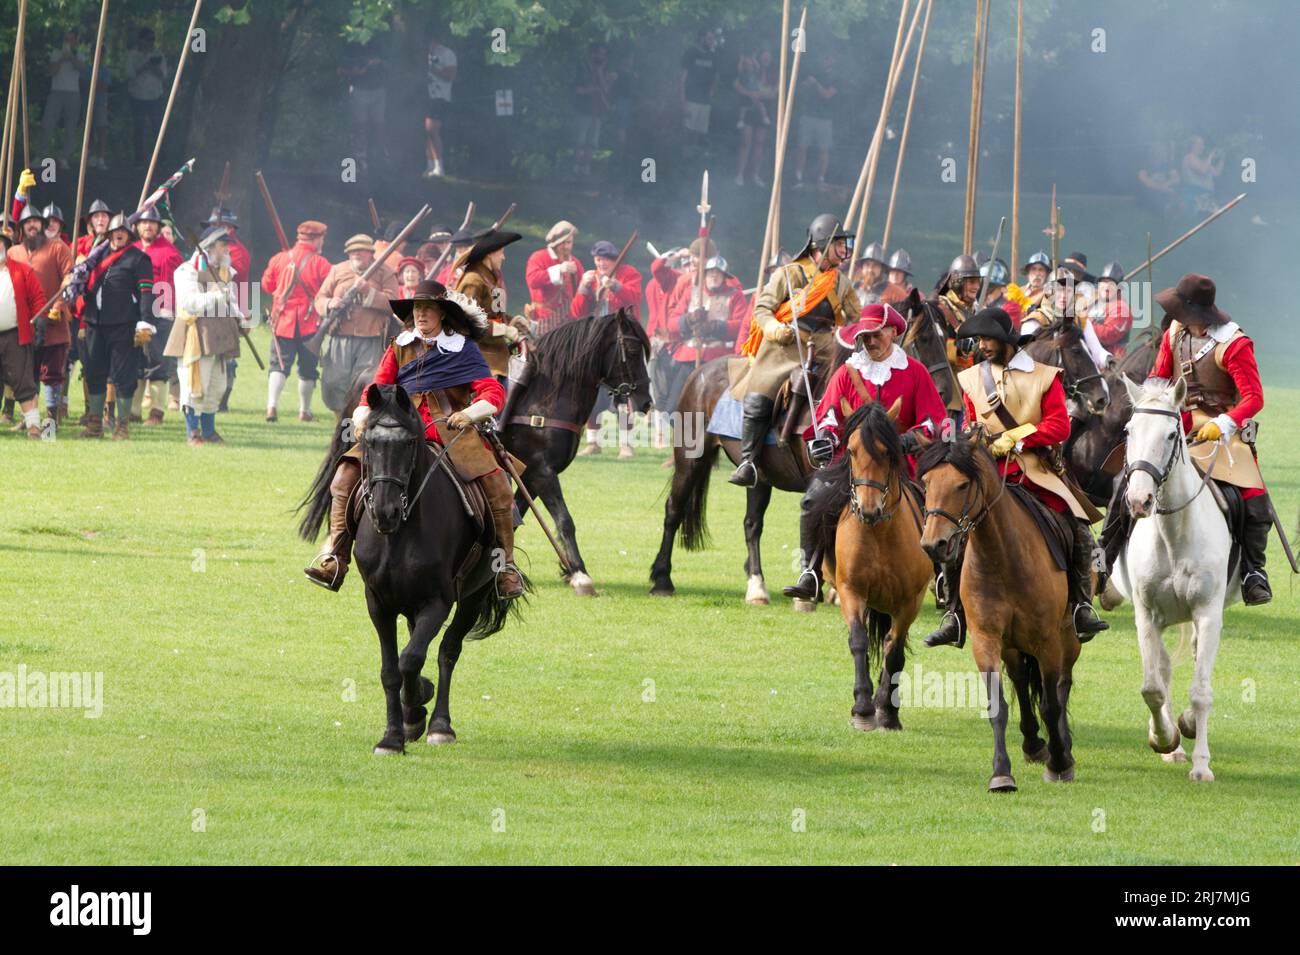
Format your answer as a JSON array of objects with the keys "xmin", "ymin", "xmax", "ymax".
[
  {"xmin": 532, "ymin": 308, "xmax": 648, "ymax": 386},
  {"xmin": 915, "ymin": 430, "xmax": 994, "ymax": 485},
  {"xmin": 808, "ymin": 403, "xmax": 906, "ymax": 538},
  {"xmin": 1133, "ymin": 375, "xmax": 1179, "ymax": 406}
]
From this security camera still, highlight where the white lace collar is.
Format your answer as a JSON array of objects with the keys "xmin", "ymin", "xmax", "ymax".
[
  {"xmin": 394, "ymin": 328, "xmax": 466, "ymax": 352},
  {"xmin": 1208, "ymin": 321, "xmax": 1240, "ymax": 342},
  {"xmin": 1006, "ymin": 349, "xmax": 1035, "ymax": 373},
  {"xmin": 846, "ymin": 343, "xmax": 909, "ymax": 386}
]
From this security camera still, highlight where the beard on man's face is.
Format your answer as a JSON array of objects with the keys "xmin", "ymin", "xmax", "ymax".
[{"xmin": 23, "ymin": 228, "xmax": 44, "ymax": 252}]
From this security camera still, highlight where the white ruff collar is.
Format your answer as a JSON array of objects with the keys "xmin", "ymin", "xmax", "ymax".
[
  {"xmin": 846, "ymin": 343, "xmax": 909, "ymax": 386},
  {"xmin": 394, "ymin": 328, "xmax": 466, "ymax": 352},
  {"xmin": 1005, "ymin": 349, "xmax": 1035, "ymax": 373}
]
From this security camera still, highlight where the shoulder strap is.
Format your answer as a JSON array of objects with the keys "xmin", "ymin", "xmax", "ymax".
[
  {"xmin": 846, "ymin": 365, "xmax": 873, "ymax": 403},
  {"xmin": 979, "ymin": 360, "xmax": 1022, "ymax": 431}
]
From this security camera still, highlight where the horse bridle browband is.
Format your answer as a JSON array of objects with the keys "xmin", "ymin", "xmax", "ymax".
[
  {"xmin": 1123, "ymin": 405, "xmax": 1219, "ymax": 515},
  {"xmin": 923, "ymin": 454, "xmax": 1009, "ymax": 541},
  {"xmin": 363, "ymin": 424, "xmax": 468, "ymax": 527},
  {"xmin": 848, "ymin": 463, "xmax": 902, "ymax": 526},
  {"xmin": 600, "ymin": 317, "xmax": 642, "ymax": 403}
]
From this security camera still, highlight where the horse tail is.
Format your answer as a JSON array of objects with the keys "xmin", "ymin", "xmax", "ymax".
[
  {"xmin": 466, "ymin": 569, "xmax": 533, "ymax": 641},
  {"xmin": 1021, "ymin": 653, "xmax": 1044, "ymax": 714},
  {"xmin": 296, "ymin": 380, "xmax": 367, "ymax": 542},
  {"xmin": 678, "ymin": 441, "xmax": 721, "ymax": 552},
  {"xmin": 865, "ymin": 608, "xmax": 892, "ymax": 674}
]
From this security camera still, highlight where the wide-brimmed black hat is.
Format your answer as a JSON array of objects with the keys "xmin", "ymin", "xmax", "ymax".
[
  {"xmin": 389, "ymin": 279, "xmax": 489, "ymax": 338},
  {"xmin": 1155, "ymin": 273, "xmax": 1231, "ymax": 327},
  {"xmin": 957, "ymin": 306, "xmax": 1019, "ymax": 345},
  {"xmin": 463, "ymin": 229, "xmax": 521, "ymax": 264}
]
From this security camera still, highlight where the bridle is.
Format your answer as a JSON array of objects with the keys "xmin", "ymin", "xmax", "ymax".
[
  {"xmin": 924, "ymin": 453, "xmax": 1009, "ymax": 547},
  {"xmin": 1047, "ymin": 329, "xmax": 1105, "ymax": 408},
  {"xmin": 1123, "ymin": 405, "xmax": 1219, "ymax": 516},
  {"xmin": 847, "ymin": 454, "xmax": 902, "ymax": 526},
  {"xmin": 362, "ymin": 416, "xmax": 466, "ymax": 529},
  {"xmin": 598, "ymin": 314, "xmax": 645, "ymax": 405}
]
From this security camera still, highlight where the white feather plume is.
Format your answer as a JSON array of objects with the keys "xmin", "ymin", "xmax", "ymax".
[{"xmin": 441, "ymin": 289, "xmax": 489, "ymax": 332}]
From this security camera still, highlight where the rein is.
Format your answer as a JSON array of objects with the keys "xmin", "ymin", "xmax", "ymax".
[
  {"xmin": 1123, "ymin": 406, "xmax": 1220, "ymax": 516},
  {"xmin": 363, "ymin": 424, "xmax": 468, "ymax": 528},
  {"xmin": 924, "ymin": 452, "xmax": 1010, "ymax": 542},
  {"xmin": 848, "ymin": 462, "xmax": 903, "ymax": 526}
]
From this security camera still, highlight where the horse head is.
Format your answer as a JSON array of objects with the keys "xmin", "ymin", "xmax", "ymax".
[
  {"xmin": 916, "ymin": 433, "xmax": 997, "ymax": 564},
  {"xmin": 902, "ymin": 298, "xmax": 957, "ymax": 409},
  {"xmin": 843, "ymin": 399, "xmax": 906, "ymax": 525},
  {"xmin": 1120, "ymin": 375, "xmax": 1187, "ymax": 520},
  {"xmin": 1026, "ymin": 316, "xmax": 1109, "ymax": 416},
  {"xmin": 361, "ymin": 383, "xmax": 425, "ymax": 535},
  {"xmin": 598, "ymin": 308, "xmax": 653, "ymax": 414}
]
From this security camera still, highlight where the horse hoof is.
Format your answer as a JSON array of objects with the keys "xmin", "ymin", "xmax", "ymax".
[
  {"xmin": 744, "ymin": 575, "xmax": 769, "ymax": 605},
  {"xmin": 570, "ymin": 572, "xmax": 596, "ymax": 597},
  {"xmin": 850, "ymin": 713, "xmax": 876, "ymax": 732},
  {"xmin": 403, "ymin": 719, "xmax": 427, "ymax": 742},
  {"xmin": 1147, "ymin": 726, "xmax": 1182, "ymax": 755},
  {"xmin": 426, "ymin": 721, "xmax": 457, "ymax": 745},
  {"xmin": 792, "ymin": 598, "xmax": 817, "ymax": 613},
  {"xmin": 373, "ymin": 740, "xmax": 404, "ymax": 756},
  {"xmin": 988, "ymin": 775, "xmax": 1018, "ymax": 793},
  {"xmin": 1161, "ymin": 749, "xmax": 1188, "ymax": 764},
  {"xmin": 1043, "ymin": 765, "xmax": 1075, "ymax": 783},
  {"xmin": 1022, "ymin": 743, "xmax": 1050, "ymax": 764},
  {"xmin": 1189, "ymin": 766, "xmax": 1215, "ymax": 783},
  {"xmin": 1177, "ymin": 709, "xmax": 1197, "ymax": 740},
  {"xmin": 649, "ymin": 584, "xmax": 675, "ymax": 597}
]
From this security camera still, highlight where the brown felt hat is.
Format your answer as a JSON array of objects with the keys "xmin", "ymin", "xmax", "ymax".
[{"xmin": 1155, "ymin": 273, "xmax": 1231, "ymax": 327}]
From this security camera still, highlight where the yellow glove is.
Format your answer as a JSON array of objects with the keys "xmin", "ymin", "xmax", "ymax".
[
  {"xmin": 1196, "ymin": 421, "xmax": 1222, "ymax": 442},
  {"xmin": 989, "ymin": 433, "xmax": 1017, "ymax": 457},
  {"xmin": 445, "ymin": 410, "xmax": 472, "ymax": 431},
  {"xmin": 17, "ymin": 168, "xmax": 36, "ymax": 194},
  {"xmin": 764, "ymin": 319, "xmax": 795, "ymax": 345}
]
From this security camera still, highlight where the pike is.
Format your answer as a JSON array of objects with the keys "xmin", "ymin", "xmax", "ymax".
[
  {"xmin": 254, "ymin": 170, "xmax": 290, "ymax": 252},
  {"xmin": 308, "ymin": 204, "xmax": 431, "ymax": 352},
  {"xmin": 71, "ymin": 0, "xmax": 110, "ymax": 255},
  {"xmin": 424, "ymin": 201, "xmax": 474, "ymax": 281},
  {"xmin": 368, "ymin": 198, "xmax": 381, "ymax": 234},
  {"xmin": 211, "ymin": 161, "xmax": 231, "ymax": 222},
  {"xmin": 139, "ymin": 0, "xmax": 204, "ymax": 207},
  {"xmin": 481, "ymin": 424, "xmax": 578, "ymax": 576},
  {"xmin": 692, "ymin": 170, "xmax": 712, "ymax": 368},
  {"xmin": 1048, "ymin": 184, "xmax": 1060, "ymax": 271},
  {"xmin": 975, "ymin": 215, "xmax": 1006, "ymax": 309},
  {"xmin": 1123, "ymin": 193, "xmax": 1247, "ymax": 282}
]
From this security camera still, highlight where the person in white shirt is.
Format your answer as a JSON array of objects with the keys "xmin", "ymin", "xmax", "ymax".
[
  {"xmin": 423, "ymin": 35, "xmax": 457, "ymax": 179},
  {"xmin": 126, "ymin": 27, "xmax": 167, "ymax": 163},
  {"xmin": 39, "ymin": 32, "xmax": 84, "ymax": 169}
]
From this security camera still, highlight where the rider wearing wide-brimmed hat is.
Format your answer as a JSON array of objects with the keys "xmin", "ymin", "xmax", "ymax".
[{"xmin": 453, "ymin": 228, "xmax": 532, "ymax": 377}]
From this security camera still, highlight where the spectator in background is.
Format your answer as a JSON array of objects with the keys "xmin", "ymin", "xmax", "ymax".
[
  {"xmin": 39, "ymin": 32, "xmax": 83, "ymax": 171},
  {"xmin": 423, "ymin": 32, "xmax": 457, "ymax": 179},
  {"xmin": 341, "ymin": 39, "xmax": 387, "ymax": 174},
  {"xmin": 679, "ymin": 30, "xmax": 720, "ymax": 164},
  {"xmin": 1137, "ymin": 143, "xmax": 1182, "ymax": 217},
  {"xmin": 126, "ymin": 28, "xmax": 167, "ymax": 163},
  {"xmin": 794, "ymin": 54, "xmax": 837, "ymax": 189},
  {"xmin": 572, "ymin": 44, "xmax": 612, "ymax": 179},
  {"xmin": 1180, "ymin": 135, "xmax": 1223, "ymax": 213},
  {"xmin": 733, "ymin": 49, "xmax": 774, "ymax": 187},
  {"xmin": 86, "ymin": 59, "xmax": 110, "ymax": 170}
]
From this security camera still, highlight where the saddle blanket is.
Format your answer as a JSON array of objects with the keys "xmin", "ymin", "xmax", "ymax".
[{"xmin": 706, "ymin": 390, "xmax": 779, "ymax": 444}]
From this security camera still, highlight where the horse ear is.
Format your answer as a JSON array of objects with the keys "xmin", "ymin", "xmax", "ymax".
[
  {"xmin": 886, "ymin": 397, "xmax": 902, "ymax": 421},
  {"xmin": 365, "ymin": 383, "xmax": 384, "ymax": 410},
  {"xmin": 393, "ymin": 386, "xmax": 412, "ymax": 413},
  {"xmin": 1171, "ymin": 376, "xmax": 1186, "ymax": 407},
  {"xmin": 1120, "ymin": 373, "xmax": 1143, "ymax": 406}
]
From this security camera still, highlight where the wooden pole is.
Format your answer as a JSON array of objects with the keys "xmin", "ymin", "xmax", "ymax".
[
  {"xmin": 962, "ymin": 0, "xmax": 985, "ymax": 253},
  {"xmin": 2, "ymin": 0, "xmax": 29, "ymax": 233},
  {"xmin": 853, "ymin": 0, "xmax": 924, "ymax": 249},
  {"xmin": 972, "ymin": 0, "xmax": 991, "ymax": 248},
  {"xmin": 139, "ymin": 0, "xmax": 204, "ymax": 206},
  {"xmin": 1, "ymin": 53, "xmax": 16, "ymax": 232},
  {"xmin": 845, "ymin": 0, "xmax": 909, "ymax": 231},
  {"xmin": 19, "ymin": 41, "xmax": 29, "ymax": 169},
  {"xmin": 72, "ymin": 0, "xmax": 110, "ymax": 254},
  {"xmin": 769, "ymin": 0, "xmax": 791, "ymax": 259},
  {"xmin": 1122, "ymin": 193, "xmax": 1247, "ymax": 281},
  {"xmin": 1010, "ymin": 0, "xmax": 1024, "ymax": 274},
  {"xmin": 882, "ymin": 0, "xmax": 933, "ymax": 250},
  {"xmin": 754, "ymin": 6, "xmax": 806, "ymax": 298}
]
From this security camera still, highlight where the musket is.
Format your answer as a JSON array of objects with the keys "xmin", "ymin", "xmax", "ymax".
[
  {"xmin": 1048, "ymin": 184, "xmax": 1059, "ymax": 272},
  {"xmin": 490, "ymin": 202, "xmax": 517, "ymax": 231},
  {"xmin": 425, "ymin": 201, "xmax": 474, "ymax": 281},
  {"xmin": 975, "ymin": 215, "xmax": 1007, "ymax": 308},
  {"xmin": 254, "ymin": 170, "xmax": 290, "ymax": 253},
  {"xmin": 596, "ymin": 230, "xmax": 638, "ymax": 315},
  {"xmin": 1123, "ymin": 193, "xmax": 1247, "ymax": 282},
  {"xmin": 368, "ymin": 198, "xmax": 381, "ymax": 235},
  {"xmin": 308, "ymin": 203, "xmax": 431, "ymax": 352},
  {"xmin": 481, "ymin": 423, "xmax": 577, "ymax": 576},
  {"xmin": 691, "ymin": 170, "xmax": 711, "ymax": 368},
  {"xmin": 210, "ymin": 160, "xmax": 231, "ymax": 222}
]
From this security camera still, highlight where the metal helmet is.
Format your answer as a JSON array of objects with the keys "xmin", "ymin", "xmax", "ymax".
[
  {"xmin": 42, "ymin": 203, "xmax": 65, "ymax": 224},
  {"xmin": 1099, "ymin": 261, "xmax": 1124, "ymax": 283},
  {"xmin": 137, "ymin": 206, "xmax": 163, "ymax": 224},
  {"xmin": 857, "ymin": 241, "xmax": 886, "ymax": 265},
  {"xmin": 887, "ymin": 249, "xmax": 913, "ymax": 275},
  {"xmin": 106, "ymin": 212, "xmax": 132, "ymax": 235},
  {"xmin": 973, "ymin": 250, "xmax": 990, "ymax": 269},
  {"xmin": 798, "ymin": 213, "xmax": 855, "ymax": 259},
  {"xmin": 18, "ymin": 204, "xmax": 45, "ymax": 225},
  {"xmin": 980, "ymin": 257, "xmax": 1010, "ymax": 287},
  {"xmin": 948, "ymin": 254, "xmax": 980, "ymax": 281},
  {"xmin": 1021, "ymin": 250, "xmax": 1050, "ymax": 273},
  {"xmin": 704, "ymin": 255, "xmax": 729, "ymax": 274},
  {"xmin": 87, "ymin": 199, "xmax": 112, "ymax": 216}
]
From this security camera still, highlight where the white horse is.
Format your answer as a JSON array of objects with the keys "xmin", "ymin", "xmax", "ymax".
[{"xmin": 1108, "ymin": 376, "xmax": 1238, "ymax": 782}]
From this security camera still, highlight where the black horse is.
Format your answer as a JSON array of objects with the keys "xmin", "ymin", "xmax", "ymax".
[
  {"xmin": 502, "ymin": 308, "xmax": 652, "ymax": 595},
  {"xmin": 299, "ymin": 383, "xmax": 524, "ymax": 754}
]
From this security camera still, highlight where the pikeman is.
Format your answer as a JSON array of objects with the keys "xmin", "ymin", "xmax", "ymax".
[
  {"xmin": 783, "ymin": 304, "xmax": 946, "ymax": 601},
  {"xmin": 304, "ymin": 280, "xmax": 524, "ymax": 599},
  {"xmin": 42, "ymin": 204, "xmax": 72, "ymax": 246},
  {"xmin": 261, "ymin": 220, "xmax": 330, "ymax": 422},
  {"xmin": 879, "ymin": 248, "xmax": 914, "ymax": 305},
  {"xmin": 924, "ymin": 306, "xmax": 1109, "ymax": 649},
  {"xmin": 314, "ymin": 233, "xmax": 400, "ymax": 414},
  {"xmin": 8, "ymin": 205, "xmax": 74, "ymax": 427},
  {"xmin": 76, "ymin": 199, "xmax": 113, "ymax": 258},
  {"xmin": 661, "ymin": 253, "xmax": 744, "ymax": 414},
  {"xmin": 1008, "ymin": 249, "xmax": 1051, "ymax": 320},
  {"xmin": 930, "ymin": 253, "xmax": 982, "ymax": 421},
  {"xmin": 525, "ymin": 220, "xmax": 583, "ymax": 336},
  {"xmin": 1088, "ymin": 261, "xmax": 1133, "ymax": 359},
  {"xmin": 978, "ymin": 258, "xmax": 1021, "ymax": 328},
  {"xmin": 729, "ymin": 213, "xmax": 860, "ymax": 487},
  {"xmin": 853, "ymin": 241, "xmax": 888, "ymax": 306},
  {"xmin": 0, "ymin": 230, "xmax": 49, "ymax": 438},
  {"xmin": 132, "ymin": 206, "xmax": 183, "ymax": 425},
  {"xmin": 78, "ymin": 213, "xmax": 156, "ymax": 440},
  {"xmin": 452, "ymin": 228, "xmax": 530, "ymax": 379}
]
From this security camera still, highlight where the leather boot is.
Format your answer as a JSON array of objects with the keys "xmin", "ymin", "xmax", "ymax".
[
  {"xmin": 728, "ymin": 394, "xmax": 774, "ymax": 486},
  {"xmin": 482, "ymin": 471, "xmax": 525, "ymax": 599},
  {"xmin": 1070, "ymin": 519, "xmax": 1109, "ymax": 641},
  {"xmin": 1241, "ymin": 494, "xmax": 1273, "ymax": 606},
  {"xmin": 783, "ymin": 472, "xmax": 836, "ymax": 599},
  {"xmin": 924, "ymin": 560, "xmax": 966, "ymax": 648},
  {"xmin": 304, "ymin": 461, "xmax": 359, "ymax": 591}
]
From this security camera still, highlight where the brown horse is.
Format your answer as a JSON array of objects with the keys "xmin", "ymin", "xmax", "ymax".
[
  {"xmin": 807, "ymin": 401, "xmax": 933, "ymax": 731},
  {"xmin": 917, "ymin": 435, "xmax": 1081, "ymax": 791}
]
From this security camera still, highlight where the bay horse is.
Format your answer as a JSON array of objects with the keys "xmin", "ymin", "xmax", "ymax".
[
  {"xmin": 298, "ymin": 383, "xmax": 525, "ymax": 754},
  {"xmin": 807, "ymin": 401, "xmax": 932, "ymax": 731},
  {"xmin": 918, "ymin": 435, "xmax": 1081, "ymax": 791},
  {"xmin": 1110, "ymin": 376, "xmax": 1235, "ymax": 781},
  {"xmin": 502, "ymin": 308, "xmax": 652, "ymax": 596}
]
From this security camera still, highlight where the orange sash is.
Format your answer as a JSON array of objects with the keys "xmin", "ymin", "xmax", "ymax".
[{"xmin": 740, "ymin": 265, "xmax": 840, "ymax": 357}]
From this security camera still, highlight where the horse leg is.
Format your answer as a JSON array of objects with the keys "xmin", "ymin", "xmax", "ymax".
[
  {"xmin": 1039, "ymin": 660, "xmax": 1075, "ymax": 783},
  {"xmin": 1008, "ymin": 651, "xmax": 1048, "ymax": 763},
  {"xmin": 399, "ymin": 599, "xmax": 451, "ymax": 742},
  {"xmin": 977, "ymin": 639, "xmax": 1015, "ymax": 792},
  {"xmin": 1136, "ymin": 607, "xmax": 1180, "ymax": 755},
  {"xmin": 426, "ymin": 596, "xmax": 479, "ymax": 744},
  {"xmin": 1055, "ymin": 640, "xmax": 1080, "ymax": 776},
  {"xmin": 872, "ymin": 610, "xmax": 911, "ymax": 732},
  {"xmin": 843, "ymin": 596, "xmax": 876, "ymax": 731},
  {"xmin": 367, "ymin": 590, "xmax": 405, "ymax": 755},
  {"xmin": 649, "ymin": 441, "xmax": 716, "ymax": 597},
  {"xmin": 743, "ymin": 481, "xmax": 773, "ymax": 605},
  {"xmin": 1184, "ymin": 607, "xmax": 1223, "ymax": 782},
  {"xmin": 531, "ymin": 470, "xmax": 594, "ymax": 596}
]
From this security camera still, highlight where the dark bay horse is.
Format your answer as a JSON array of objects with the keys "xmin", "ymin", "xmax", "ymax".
[
  {"xmin": 807, "ymin": 402, "xmax": 932, "ymax": 731},
  {"xmin": 299, "ymin": 384, "xmax": 524, "ymax": 754},
  {"xmin": 503, "ymin": 308, "xmax": 652, "ymax": 596},
  {"xmin": 918, "ymin": 436, "xmax": 1082, "ymax": 792}
]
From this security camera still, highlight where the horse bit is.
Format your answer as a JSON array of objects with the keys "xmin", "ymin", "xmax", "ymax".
[{"xmin": 1123, "ymin": 406, "xmax": 1220, "ymax": 515}]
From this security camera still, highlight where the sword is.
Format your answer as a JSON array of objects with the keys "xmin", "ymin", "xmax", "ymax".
[
  {"xmin": 481, "ymin": 424, "xmax": 578, "ymax": 577},
  {"xmin": 1268, "ymin": 497, "xmax": 1299, "ymax": 574}
]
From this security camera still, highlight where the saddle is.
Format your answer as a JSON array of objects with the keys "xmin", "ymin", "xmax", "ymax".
[
  {"xmin": 1008, "ymin": 484, "xmax": 1073, "ymax": 572},
  {"xmin": 1099, "ymin": 474, "xmax": 1243, "ymax": 581}
]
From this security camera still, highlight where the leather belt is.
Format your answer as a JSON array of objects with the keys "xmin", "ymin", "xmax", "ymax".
[{"xmin": 508, "ymin": 414, "xmax": 584, "ymax": 434}]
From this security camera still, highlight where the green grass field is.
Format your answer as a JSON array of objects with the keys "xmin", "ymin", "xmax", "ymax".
[{"xmin": 2, "ymin": 326, "xmax": 1298, "ymax": 864}]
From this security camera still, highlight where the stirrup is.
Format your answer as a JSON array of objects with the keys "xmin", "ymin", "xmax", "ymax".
[
  {"xmin": 782, "ymin": 568, "xmax": 820, "ymax": 600},
  {"xmin": 1072, "ymin": 603, "xmax": 1109, "ymax": 642},
  {"xmin": 728, "ymin": 457, "xmax": 759, "ymax": 487},
  {"xmin": 924, "ymin": 611, "xmax": 965, "ymax": 649},
  {"xmin": 1241, "ymin": 570, "xmax": 1272, "ymax": 606},
  {"xmin": 495, "ymin": 563, "xmax": 525, "ymax": 600},
  {"xmin": 304, "ymin": 553, "xmax": 346, "ymax": 591}
]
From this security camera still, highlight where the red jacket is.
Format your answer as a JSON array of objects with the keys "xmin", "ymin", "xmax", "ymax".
[
  {"xmin": 805, "ymin": 351, "xmax": 946, "ymax": 475},
  {"xmin": 525, "ymin": 248, "xmax": 584, "ymax": 325},
  {"xmin": 1150, "ymin": 327, "xmax": 1263, "ymax": 432},
  {"xmin": 228, "ymin": 237, "xmax": 252, "ymax": 282},
  {"xmin": 571, "ymin": 263, "xmax": 642, "ymax": 320},
  {"xmin": 645, "ymin": 257, "xmax": 680, "ymax": 339},
  {"xmin": 667, "ymin": 279, "xmax": 747, "ymax": 363},
  {"xmin": 134, "ymin": 235, "xmax": 184, "ymax": 318},
  {"xmin": 1, "ymin": 258, "xmax": 49, "ymax": 346},
  {"xmin": 1091, "ymin": 298, "xmax": 1133, "ymax": 357},
  {"xmin": 261, "ymin": 241, "xmax": 331, "ymax": 337},
  {"xmin": 360, "ymin": 344, "xmax": 506, "ymax": 447},
  {"xmin": 962, "ymin": 373, "xmax": 1072, "ymax": 512}
]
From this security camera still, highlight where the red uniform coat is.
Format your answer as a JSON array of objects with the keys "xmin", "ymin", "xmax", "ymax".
[
  {"xmin": 666, "ymin": 280, "xmax": 747, "ymax": 363},
  {"xmin": 75, "ymin": 233, "xmax": 104, "ymax": 259},
  {"xmin": 8, "ymin": 239, "xmax": 74, "ymax": 345},
  {"xmin": 1, "ymin": 258, "xmax": 49, "ymax": 346},
  {"xmin": 227, "ymin": 237, "xmax": 252, "ymax": 282},
  {"xmin": 525, "ymin": 247, "xmax": 584, "ymax": 325},
  {"xmin": 962, "ymin": 374, "xmax": 1072, "ymax": 512},
  {"xmin": 645, "ymin": 256, "xmax": 681, "ymax": 341},
  {"xmin": 359, "ymin": 344, "xmax": 505, "ymax": 447},
  {"xmin": 805, "ymin": 351, "xmax": 947, "ymax": 476},
  {"xmin": 1091, "ymin": 297, "xmax": 1133, "ymax": 357},
  {"xmin": 134, "ymin": 235, "xmax": 184, "ymax": 317},
  {"xmin": 261, "ymin": 241, "xmax": 331, "ymax": 338},
  {"xmin": 571, "ymin": 263, "xmax": 642, "ymax": 320}
]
